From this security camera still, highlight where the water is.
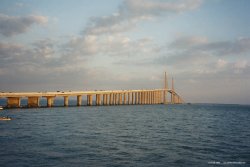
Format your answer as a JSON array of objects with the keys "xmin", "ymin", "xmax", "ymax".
[{"xmin": 0, "ymin": 104, "xmax": 249, "ymax": 166}]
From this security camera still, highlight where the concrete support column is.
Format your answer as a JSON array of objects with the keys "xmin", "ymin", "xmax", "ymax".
[
  {"xmin": 135, "ymin": 92, "xmax": 138, "ymax": 104},
  {"xmin": 145, "ymin": 92, "xmax": 148, "ymax": 104},
  {"xmin": 123, "ymin": 93, "xmax": 126, "ymax": 105},
  {"xmin": 155, "ymin": 91, "xmax": 158, "ymax": 104},
  {"xmin": 140, "ymin": 92, "xmax": 143, "ymax": 104},
  {"xmin": 132, "ymin": 92, "xmax": 134, "ymax": 105},
  {"xmin": 157, "ymin": 91, "xmax": 160, "ymax": 104},
  {"xmin": 77, "ymin": 95, "xmax": 82, "ymax": 106},
  {"xmin": 64, "ymin": 96, "xmax": 69, "ymax": 107},
  {"xmin": 100, "ymin": 94, "xmax": 102, "ymax": 105},
  {"xmin": 149, "ymin": 92, "xmax": 152, "ymax": 104},
  {"xmin": 142, "ymin": 92, "xmax": 146, "ymax": 104},
  {"xmin": 112, "ymin": 94, "xmax": 115, "ymax": 105},
  {"xmin": 154, "ymin": 91, "xmax": 157, "ymax": 104},
  {"xmin": 161, "ymin": 91, "xmax": 164, "ymax": 104},
  {"xmin": 119, "ymin": 93, "xmax": 122, "ymax": 105},
  {"xmin": 114, "ymin": 94, "xmax": 117, "ymax": 105},
  {"xmin": 152, "ymin": 91, "xmax": 154, "ymax": 104},
  {"xmin": 87, "ymin": 95, "xmax": 93, "ymax": 106},
  {"xmin": 156, "ymin": 91, "xmax": 158, "ymax": 104},
  {"xmin": 141, "ymin": 92, "xmax": 143, "ymax": 104},
  {"xmin": 135, "ymin": 92, "xmax": 140, "ymax": 105},
  {"xmin": 158, "ymin": 91, "xmax": 162, "ymax": 104},
  {"xmin": 46, "ymin": 96, "xmax": 54, "ymax": 107},
  {"xmin": 151, "ymin": 91, "xmax": 155, "ymax": 104},
  {"xmin": 148, "ymin": 92, "xmax": 150, "ymax": 104},
  {"xmin": 103, "ymin": 94, "xmax": 106, "ymax": 105},
  {"xmin": 142, "ymin": 92, "xmax": 145, "ymax": 104},
  {"xmin": 159, "ymin": 91, "xmax": 163, "ymax": 104},
  {"xmin": 128, "ymin": 92, "xmax": 130, "ymax": 105},
  {"xmin": 138, "ymin": 92, "xmax": 141, "ymax": 104},
  {"xmin": 7, "ymin": 97, "xmax": 21, "ymax": 108},
  {"xmin": 27, "ymin": 97, "xmax": 40, "ymax": 108},
  {"xmin": 113, "ymin": 93, "xmax": 115, "ymax": 105},
  {"xmin": 103, "ymin": 94, "xmax": 105, "ymax": 105},
  {"xmin": 98, "ymin": 94, "xmax": 101, "ymax": 105},
  {"xmin": 153, "ymin": 91, "xmax": 156, "ymax": 104},
  {"xmin": 105, "ymin": 94, "xmax": 108, "ymax": 105},
  {"xmin": 96, "ymin": 94, "xmax": 98, "ymax": 105},
  {"xmin": 109, "ymin": 94, "xmax": 113, "ymax": 105},
  {"xmin": 96, "ymin": 94, "xmax": 101, "ymax": 106}
]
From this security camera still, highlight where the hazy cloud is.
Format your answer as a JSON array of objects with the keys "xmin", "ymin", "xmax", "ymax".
[
  {"xmin": 158, "ymin": 36, "xmax": 250, "ymax": 65},
  {"xmin": 123, "ymin": 0, "xmax": 202, "ymax": 16},
  {"xmin": 85, "ymin": 0, "xmax": 202, "ymax": 35},
  {"xmin": 66, "ymin": 0, "xmax": 203, "ymax": 60},
  {"xmin": 66, "ymin": 34, "xmax": 156, "ymax": 59},
  {"xmin": 0, "ymin": 39, "xmax": 92, "ymax": 91},
  {"xmin": 0, "ymin": 14, "xmax": 48, "ymax": 37},
  {"xmin": 149, "ymin": 36, "xmax": 250, "ymax": 81}
]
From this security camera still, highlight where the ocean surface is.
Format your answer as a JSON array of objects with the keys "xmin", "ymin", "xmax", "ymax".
[{"xmin": 0, "ymin": 103, "xmax": 249, "ymax": 167}]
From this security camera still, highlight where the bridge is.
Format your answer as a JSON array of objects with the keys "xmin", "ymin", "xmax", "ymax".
[{"xmin": 0, "ymin": 73, "xmax": 184, "ymax": 108}]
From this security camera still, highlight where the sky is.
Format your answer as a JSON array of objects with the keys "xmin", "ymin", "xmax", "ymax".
[{"xmin": 0, "ymin": 0, "xmax": 250, "ymax": 104}]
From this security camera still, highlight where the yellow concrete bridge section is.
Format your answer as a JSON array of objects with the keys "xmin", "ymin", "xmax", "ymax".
[{"xmin": 0, "ymin": 89, "xmax": 184, "ymax": 108}]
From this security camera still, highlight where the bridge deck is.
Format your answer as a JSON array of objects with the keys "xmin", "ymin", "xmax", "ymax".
[{"xmin": 0, "ymin": 89, "xmax": 183, "ymax": 108}]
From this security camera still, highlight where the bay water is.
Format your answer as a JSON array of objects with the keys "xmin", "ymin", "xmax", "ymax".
[{"xmin": 0, "ymin": 104, "xmax": 249, "ymax": 166}]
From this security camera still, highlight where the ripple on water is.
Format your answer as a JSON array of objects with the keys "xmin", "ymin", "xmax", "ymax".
[{"xmin": 0, "ymin": 104, "xmax": 250, "ymax": 166}]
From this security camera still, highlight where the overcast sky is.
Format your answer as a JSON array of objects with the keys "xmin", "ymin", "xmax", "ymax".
[{"xmin": 0, "ymin": 0, "xmax": 250, "ymax": 104}]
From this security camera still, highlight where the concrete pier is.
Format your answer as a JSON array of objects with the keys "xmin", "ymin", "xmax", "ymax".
[
  {"xmin": 64, "ymin": 96, "xmax": 69, "ymax": 107},
  {"xmin": 28, "ymin": 97, "xmax": 40, "ymax": 107},
  {"xmin": 87, "ymin": 95, "xmax": 93, "ymax": 106},
  {"xmin": 77, "ymin": 95, "xmax": 82, "ymax": 106},
  {"xmin": 7, "ymin": 97, "xmax": 21, "ymax": 108},
  {"xmin": 46, "ymin": 96, "xmax": 54, "ymax": 107}
]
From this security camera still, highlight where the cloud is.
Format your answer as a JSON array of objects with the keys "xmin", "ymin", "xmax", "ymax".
[
  {"xmin": 216, "ymin": 59, "xmax": 228, "ymax": 68},
  {"xmin": 141, "ymin": 34, "xmax": 250, "ymax": 99},
  {"xmin": 169, "ymin": 36, "xmax": 208, "ymax": 49},
  {"xmin": 195, "ymin": 38, "xmax": 250, "ymax": 56},
  {"xmin": 168, "ymin": 36, "xmax": 250, "ymax": 56},
  {"xmin": 0, "ymin": 40, "xmax": 59, "ymax": 71},
  {"xmin": 84, "ymin": 0, "xmax": 202, "ymax": 35},
  {"xmin": 234, "ymin": 60, "xmax": 248, "ymax": 69},
  {"xmin": 0, "ymin": 14, "xmax": 48, "ymax": 37},
  {"xmin": 32, "ymin": 39, "xmax": 56, "ymax": 59},
  {"xmin": 65, "ymin": 0, "xmax": 203, "ymax": 61},
  {"xmin": 123, "ymin": 0, "xmax": 201, "ymax": 16},
  {"xmin": 65, "ymin": 34, "xmax": 156, "ymax": 59},
  {"xmin": 156, "ymin": 36, "xmax": 250, "ymax": 70},
  {"xmin": 0, "ymin": 40, "xmax": 94, "ymax": 91}
]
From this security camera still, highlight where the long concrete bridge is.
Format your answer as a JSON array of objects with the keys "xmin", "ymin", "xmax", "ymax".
[{"xmin": 0, "ymin": 74, "xmax": 184, "ymax": 108}]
